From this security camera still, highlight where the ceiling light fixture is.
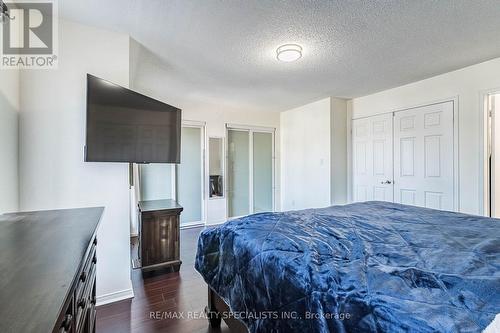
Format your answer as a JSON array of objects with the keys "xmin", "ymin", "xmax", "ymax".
[{"xmin": 276, "ymin": 44, "xmax": 302, "ymax": 62}]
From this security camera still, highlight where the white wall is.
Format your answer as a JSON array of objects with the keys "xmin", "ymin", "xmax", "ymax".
[
  {"xmin": 0, "ymin": 69, "xmax": 20, "ymax": 214},
  {"xmin": 330, "ymin": 98, "xmax": 348, "ymax": 205},
  {"xmin": 19, "ymin": 20, "xmax": 133, "ymax": 304},
  {"xmin": 281, "ymin": 98, "xmax": 331, "ymax": 210},
  {"xmin": 350, "ymin": 57, "xmax": 500, "ymax": 215}
]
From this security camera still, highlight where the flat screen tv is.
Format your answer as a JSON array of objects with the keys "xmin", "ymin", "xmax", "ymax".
[{"xmin": 85, "ymin": 74, "xmax": 181, "ymax": 163}]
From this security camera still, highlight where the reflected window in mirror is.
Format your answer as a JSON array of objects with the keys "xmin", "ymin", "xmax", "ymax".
[{"xmin": 209, "ymin": 137, "xmax": 224, "ymax": 198}]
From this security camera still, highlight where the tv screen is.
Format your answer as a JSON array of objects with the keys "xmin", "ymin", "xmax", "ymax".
[{"xmin": 85, "ymin": 74, "xmax": 181, "ymax": 163}]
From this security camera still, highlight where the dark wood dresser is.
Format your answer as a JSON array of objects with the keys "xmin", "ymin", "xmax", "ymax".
[
  {"xmin": 0, "ymin": 207, "xmax": 103, "ymax": 333},
  {"xmin": 138, "ymin": 199, "xmax": 183, "ymax": 272}
]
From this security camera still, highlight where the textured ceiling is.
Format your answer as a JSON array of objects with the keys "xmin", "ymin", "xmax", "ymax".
[{"xmin": 60, "ymin": 0, "xmax": 500, "ymax": 113}]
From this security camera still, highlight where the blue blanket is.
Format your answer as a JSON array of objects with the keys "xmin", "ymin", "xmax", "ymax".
[{"xmin": 195, "ymin": 201, "xmax": 500, "ymax": 332}]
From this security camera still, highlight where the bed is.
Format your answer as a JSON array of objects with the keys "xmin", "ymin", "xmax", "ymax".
[{"xmin": 195, "ymin": 201, "xmax": 500, "ymax": 333}]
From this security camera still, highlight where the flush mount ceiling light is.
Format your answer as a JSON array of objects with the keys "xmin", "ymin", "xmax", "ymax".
[{"xmin": 276, "ymin": 44, "xmax": 302, "ymax": 62}]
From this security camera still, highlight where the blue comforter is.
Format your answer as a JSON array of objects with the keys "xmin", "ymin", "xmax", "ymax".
[{"xmin": 195, "ymin": 201, "xmax": 500, "ymax": 332}]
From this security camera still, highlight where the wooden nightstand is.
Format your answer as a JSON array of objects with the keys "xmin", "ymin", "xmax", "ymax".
[{"xmin": 138, "ymin": 199, "xmax": 183, "ymax": 272}]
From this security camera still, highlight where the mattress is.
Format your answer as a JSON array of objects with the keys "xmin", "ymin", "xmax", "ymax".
[{"xmin": 195, "ymin": 201, "xmax": 500, "ymax": 332}]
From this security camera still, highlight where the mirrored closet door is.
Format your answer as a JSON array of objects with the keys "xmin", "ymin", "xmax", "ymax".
[
  {"xmin": 177, "ymin": 123, "xmax": 205, "ymax": 226},
  {"xmin": 252, "ymin": 132, "xmax": 273, "ymax": 213},
  {"xmin": 227, "ymin": 126, "xmax": 275, "ymax": 218}
]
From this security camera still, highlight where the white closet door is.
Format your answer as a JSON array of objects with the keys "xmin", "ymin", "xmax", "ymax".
[
  {"xmin": 352, "ymin": 113, "xmax": 393, "ymax": 202},
  {"xmin": 394, "ymin": 101, "xmax": 454, "ymax": 210}
]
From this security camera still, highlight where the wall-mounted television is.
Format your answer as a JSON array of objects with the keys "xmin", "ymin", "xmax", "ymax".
[{"xmin": 85, "ymin": 74, "xmax": 181, "ymax": 163}]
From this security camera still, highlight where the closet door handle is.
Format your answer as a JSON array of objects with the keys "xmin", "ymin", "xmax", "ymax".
[{"xmin": 381, "ymin": 180, "xmax": 392, "ymax": 185}]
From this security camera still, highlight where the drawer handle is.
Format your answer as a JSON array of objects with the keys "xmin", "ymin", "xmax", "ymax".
[
  {"xmin": 93, "ymin": 238, "xmax": 98, "ymax": 245},
  {"xmin": 92, "ymin": 256, "xmax": 97, "ymax": 264},
  {"xmin": 78, "ymin": 298, "xmax": 86, "ymax": 309},
  {"xmin": 80, "ymin": 271, "xmax": 87, "ymax": 283},
  {"xmin": 61, "ymin": 314, "xmax": 72, "ymax": 331}
]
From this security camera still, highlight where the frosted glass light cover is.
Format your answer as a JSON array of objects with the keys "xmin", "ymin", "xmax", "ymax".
[{"xmin": 276, "ymin": 44, "xmax": 302, "ymax": 62}]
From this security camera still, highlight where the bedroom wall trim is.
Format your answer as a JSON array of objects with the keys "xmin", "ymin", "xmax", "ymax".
[
  {"xmin": 96, "ymin": 287, "xmax": 135, "ymax": 306},
  {"xmin": 204, "ymin": 219, "xmax": 226, "ymax": 226},
  {"xmin": 349, "ymin": 96, "xmax": 460, "ymax": 211},
  {"xmin": 347, "ymin": 102, "xmax": 353, "ymax": 203},
  {"xmin": 479, "ymin": 88, "xmax": 500, "ymax": 216},
  {"xmin": 226, "ymin": 123, "xmax": 277, "ymax": 132},
  {"xmin": 180, "ymin": 221, "xmax": 205, "ymax": 230},
  {"xmin": 453, "ymin": 97, "xmax": 460, "ymax": 212}
]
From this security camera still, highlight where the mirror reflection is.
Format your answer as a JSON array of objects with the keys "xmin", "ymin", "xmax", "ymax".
[{"xmin": 209, "ymin": 137, "xmax": 224, "ymax": 198}]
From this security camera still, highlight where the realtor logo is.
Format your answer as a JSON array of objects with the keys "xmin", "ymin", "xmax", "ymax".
[{"xmin": 1, "ymin": 0, "xmax": 58, "ymax": 69}]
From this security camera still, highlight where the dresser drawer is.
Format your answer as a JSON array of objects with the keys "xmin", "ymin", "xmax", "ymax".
[
  {"xmin": 55, "ymin": 293, "xmax": 74, "ymax": 333},
  {"xmin": 75, "ymin": 239, "xmax": 96, "ymax": 301},
  {"xmin": 75, "ymin": 259, "xmax": 96, "ymax": 333},
  {"xmin": 74, "ymin": 237, "xmax": 97, "ymax": 333}
]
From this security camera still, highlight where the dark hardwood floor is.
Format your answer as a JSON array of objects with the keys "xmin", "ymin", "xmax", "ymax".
[{"xmin": 96, "ymin": 227, "xmax": 231, "ymax": 333}]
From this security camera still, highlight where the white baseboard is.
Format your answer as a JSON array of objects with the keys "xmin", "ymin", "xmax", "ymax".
[
  {"xmin": 96, "ymin": 287, "xmax": 134, "ymax": 306},
  {"xmin": 205, "ymin": 220, "xmax": 226, "ymax": 226},
  {"xmin": 180, "ymin": 222, "xmax": 205, "ymax": 230}
]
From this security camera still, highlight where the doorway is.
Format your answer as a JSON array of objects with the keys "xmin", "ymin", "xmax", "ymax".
[{"xmin": 226, "ymin": 125, "xmax": 275, "ymax": 218}]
